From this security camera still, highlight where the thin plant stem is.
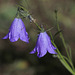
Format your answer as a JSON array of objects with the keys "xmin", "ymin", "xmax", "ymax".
[
  {"xmin": 34, "ymin": 22, "xmax": 41, "ymax": 30},
  {"xmin": 51, "ymin": 41, "xmax": 75, "ymax": 75},
  {"xmin": 55, "ymin": 10, "xmax": 70, "ymax": 60},
  {"xmin": 54, "ymin": 10, "xmax": 75, "ymax": 74},
  {"xmin": 49, "ymin": 31, "xmax": 54, "ymax": 41},
  {"xmin": 17, "ymin": 5, "xmax": 29, "ymax": 13}
]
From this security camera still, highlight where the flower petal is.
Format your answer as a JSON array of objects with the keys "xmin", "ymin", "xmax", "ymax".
[
  {"xmin": 37, "ymin": 46, "xmax": 47, "ymax": 58},
  {"xmin": 2, "ymin": 33, "xmax": 9, "ymax": 39},
  {"xmin": 48, "ymin": 45, "xmax": 57, "ymax": 54},
  {"xmin": 46, "ymin": 32, "xmax": 57, "ymax": 53},
  {"xmin": 36, "ymin": 33, "xmax": 48, "ymax": 57},
  {"xmin": 9, "ymin": 31, "xmax": 19, "ymax": 42},
  {"xmin": 7, "ymin": 18, "xmax": 22, "ymax": 42},
  {"xmin": 51, "ymin": 44, "xmax": 57, "ymax": 50},
  {"xmin": 30, "ymin": 47, "xmax": 36, "ymax": 54},
  {"xmin": 20, "ymin": 30, "xmax": 29, "ymax": 43}
]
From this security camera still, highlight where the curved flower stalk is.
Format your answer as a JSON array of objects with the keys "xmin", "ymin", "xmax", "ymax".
[
  {"xmin": 3, "ymin": 18, "xmax": 29, "ymax": 42},
  {"xmin": 30, "ymin": 32, "xmax": 57, "ymax": 58}
]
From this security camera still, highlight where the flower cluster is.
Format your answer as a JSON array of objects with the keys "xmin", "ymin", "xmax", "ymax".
[{"xmin": 3, "ymin": 7, "xmax": 57, "ymax": 58}]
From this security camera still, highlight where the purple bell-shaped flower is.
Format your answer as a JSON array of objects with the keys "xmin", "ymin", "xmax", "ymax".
[
  {"xmin": 30, "ymin": 32, "xmax": 57, "ymax": 58},
  {"xmin": 3, "ymin": 18, "xmax": 29, "ymax": 43}
]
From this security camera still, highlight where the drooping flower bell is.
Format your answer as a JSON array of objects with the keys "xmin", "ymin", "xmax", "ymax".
[
  {"xmin": 30, "ymin": 31, "xmax": 57, "ymax": 58},
  {"xmin": 3, "ymin": 18, "xmax": 29, "ymax": 42}
]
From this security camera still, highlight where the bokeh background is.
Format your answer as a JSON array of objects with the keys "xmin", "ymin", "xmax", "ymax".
[{"xmin": 0, "ymin": 0, "xmax": 75, "ymax": 75}]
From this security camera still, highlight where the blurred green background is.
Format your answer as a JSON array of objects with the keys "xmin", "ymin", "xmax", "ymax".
[{"xmin": 0, "ymin": 0, "xmax": 75, "ymax": 75}]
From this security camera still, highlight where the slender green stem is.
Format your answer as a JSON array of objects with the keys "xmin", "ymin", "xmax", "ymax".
[
  {"xmin": 62, "ymin": 55, "xmax": 74, "ymax": 70},
  {"xmin": 55, "ymin": 11, "xmax": 70, "ymax": 60},
  {"xmin": 54, "ymin": 10, "xmax": 75, "ymax": 74},
  {"xmin": 46, "ymin": 27, "xmax": 54, "ymax": 32},
  {"xmin": 49, "ymin": 32, "xmax": 54, "ymax": 41},
  {"xmin": 24, "ymin": 0, "xmax": 30, "ymax": 9},
  {"xmin": 24, "ymin": 0, "xmax": 29, "ymax": 9},
  {"xmin": 34, "ymin": 22, "xmax": 41, "ymax": 30},
  {"xmin": 51, "ymin": 41, "xmax": 75, "ymax": 75},
  {"xmin": 56, "ymin": 13, "xmax": 75, "ymax": 72},
  {"xmin": 17, "ymin": 5, "xmax": 29, "ymax": 13}
]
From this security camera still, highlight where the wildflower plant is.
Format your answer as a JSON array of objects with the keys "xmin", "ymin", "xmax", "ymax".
[{"xmin": 2, "ymin": 0, "xmax": 75, "ymax": 75}]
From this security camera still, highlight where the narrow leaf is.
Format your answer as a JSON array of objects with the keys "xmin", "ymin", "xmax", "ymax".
[{"xmin": 53, "ymin": 30, "xmax": 62, "ymax": 39}]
